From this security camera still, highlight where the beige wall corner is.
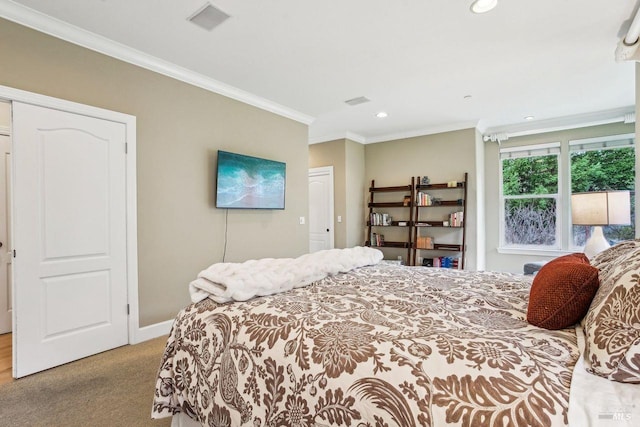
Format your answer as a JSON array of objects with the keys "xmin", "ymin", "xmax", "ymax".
[
  {"xmin": 364, "ymin": 129, "xmax": 477, "ymax": 269},
  {"xmin": 345, "ymin": 139, "xmax": 365, "ymax": 247}
]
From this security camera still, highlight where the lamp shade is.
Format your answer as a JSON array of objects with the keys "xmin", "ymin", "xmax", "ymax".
[{"xmin": 571, "ymin": 191, "xmax": 631, "ymax": 226}]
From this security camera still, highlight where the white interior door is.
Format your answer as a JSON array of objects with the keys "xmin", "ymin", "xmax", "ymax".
[
  {"xmin": 0, "ymin": 134, "xmax": 11, "ymax": 334},
  {"xmin": 12, "ymin": 102, "xmax": 129, "ymax": 377},
  {"xmin": 309, "ymin": 167, "xmax": 334, "ymax": 252}
]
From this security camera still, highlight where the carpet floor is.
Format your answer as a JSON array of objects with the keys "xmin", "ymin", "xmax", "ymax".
[{"xmin": 0, "ymin": 336, "xmax": 173, "ymax": 427}]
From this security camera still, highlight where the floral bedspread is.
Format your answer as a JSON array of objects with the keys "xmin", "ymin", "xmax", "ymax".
[{"xmin": 152, "ymin": 262, "xmax": 579, "ymax": 426}]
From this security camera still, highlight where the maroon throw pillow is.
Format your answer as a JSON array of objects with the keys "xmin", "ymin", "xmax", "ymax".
[{"xmin": 527, "ymin": 253, "xmax": 599, "ymax": 330}]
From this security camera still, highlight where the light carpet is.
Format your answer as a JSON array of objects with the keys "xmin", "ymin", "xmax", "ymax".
[{"xmin": 0, "ymin": 336, "xmax": 172, "ymax": 427}]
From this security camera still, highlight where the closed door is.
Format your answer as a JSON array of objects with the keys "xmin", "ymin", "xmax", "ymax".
[
  {"xmin": 0, "ymin": 134, "xmax": 11, "ymax": 334},
  {"xmin": 309, "ymin": 167, "xmax": 334, "ymax": 252},
  {"xmin": 12, "ymin": 102, "xmax": 129, "ymax": 377}
]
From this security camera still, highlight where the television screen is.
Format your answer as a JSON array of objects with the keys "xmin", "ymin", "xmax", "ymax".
[{"xmin": 215, "ymin": 150, "xmax": 286, "ymax": 209}]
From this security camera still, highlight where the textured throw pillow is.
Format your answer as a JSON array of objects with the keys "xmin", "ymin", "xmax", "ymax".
[
  {"xmin": 590, "ymin": 239, "xmax": 640, "ymax": 273},
  {"xmin": 583, "ymin": 240, "xmax": 640, "ymax": 383},
  {"xmin": 527, "ymin": 253, "xmax": 599, "ymax": 330}
]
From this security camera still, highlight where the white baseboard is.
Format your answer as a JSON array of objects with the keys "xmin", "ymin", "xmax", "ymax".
[{"xmin": 133, "ymin": 319, "xmax": 174, "ymax": 344}]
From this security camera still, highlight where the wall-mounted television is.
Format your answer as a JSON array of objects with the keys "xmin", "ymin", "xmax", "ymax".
[{"xmin": 215, "ymin": 150, "xmax": 286, "ymax": 209}]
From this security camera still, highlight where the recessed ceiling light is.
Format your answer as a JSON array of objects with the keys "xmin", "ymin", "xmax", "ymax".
[
  {"xmin": 524, "ymin": 115, "xmax": 535, "ymax": 121},
  {"xmin": 376, "ymin": 112, "xmax": 388, "ymax": 119},
  {"xmin": 470, "ymin": 0, "xmax": 498, "ymax": 14}
]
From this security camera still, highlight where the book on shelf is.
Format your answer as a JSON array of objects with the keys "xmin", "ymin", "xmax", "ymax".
[
  {"xmin": 370, "ymin": 232, "xmax": 385, "ymax": 246},
  {"xmin": 423, "ymin": 256, "xmax": 460, "ymax": 269},
  {"xmin": 416, "ymin": 236, "xmax": 434, "ymax": 249},
  {"xmin": 449, "ymin": 211, "xmax": 464, "ymax": 227},
  {"xmin": 369, "ymin": 212, "xmax": 393, "ymax": 226},
  {"xmin": 415, "ymin": 192, "xmax": 432, "ymax": 206}
]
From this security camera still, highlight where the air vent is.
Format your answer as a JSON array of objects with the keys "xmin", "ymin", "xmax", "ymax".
[
  {"xmin": 344, "ymin": 96, "xmax": 371, "ymax": 106},
  {"xmin": 187, "ymin": 3, "xmax": 230, "ymax": 31}
]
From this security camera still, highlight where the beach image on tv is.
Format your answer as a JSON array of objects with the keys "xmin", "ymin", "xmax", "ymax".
[{"xmin": 216, "ymin": 151, "xmax": 286, "ymax": 209}]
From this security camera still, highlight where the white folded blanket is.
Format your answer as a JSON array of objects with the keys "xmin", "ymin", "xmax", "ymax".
[{"xmin": 189, "ymin": 246, "xmax": 383, "ymax": 303}]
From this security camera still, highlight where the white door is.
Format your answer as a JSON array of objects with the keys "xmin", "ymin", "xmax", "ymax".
[
  {"xmin": 0, "ymin": 134, "xmax": 11, "ymax": 334},
  {"xmin": 12, "ymin": 102, "xmax": 128, "ymax": 377},
  {"xmin": 309, "ymin": 167, "xmax": 334, "ymax": 252}
]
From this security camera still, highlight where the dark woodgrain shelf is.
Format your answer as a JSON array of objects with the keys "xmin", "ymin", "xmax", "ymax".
[
  {"xmin": 416, "ymin": 182, "xmax": 464, "ymax": 190},
  {"xmin": 367, "ymin": 221, "xmax": 411, "ymax": 227},
  {"xmin": 412, "ymin": 173, "xmax": 468, "ymax": 269},
  {"xmin": 366, "ymin": 178, "xmax": 414, "ymax": 263},
  {"xmin": 369, "ymin": 185, "xmax": 412, "ymax": 192},
  {"xmin": 368, "ymin": 202, "xmax": 408, "ymax": 208},
  {"xmin": 415, "ymin": 221, "xmax": 463, "ymax": 228},
  {"xmin": 415, "ymin": 200, "xmax": 464, "ymax": 207},
  {"xmin": 366, "ymin": 241, "xmax": 409, "ymax": 248}
]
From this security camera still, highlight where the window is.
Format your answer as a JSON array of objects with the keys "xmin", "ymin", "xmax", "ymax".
[
  {"xmin": 570, "ymin": 135, "xmax": 635, "ymax": 248},
  {"xmin": 499, "ymin": 134, "xmax": 635, "ymax": 253},
  {"xmin": 500, "ymin": 143, "xmax": 561, "ymax": 250}
]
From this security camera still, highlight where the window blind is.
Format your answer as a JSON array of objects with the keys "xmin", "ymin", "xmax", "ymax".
[{"xmin": 500, "ymin": 142, "xmax": 561, "ymax": 160}]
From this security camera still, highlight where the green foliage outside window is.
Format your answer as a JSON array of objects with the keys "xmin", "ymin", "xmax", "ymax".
[
  {"xmin": 503, "ymin": 155, "xmax": 558, "ymax": 196},
  {"xmin": 570, "ymin": 147, "xmax": 635, "ymax": 244},
  {"xmin": 502, "ymin": 146, "xmax": 635, "ymax": 247},
  {"xmin": 502, "ymin": 155, "xmax": 558, "ymax": 245}
]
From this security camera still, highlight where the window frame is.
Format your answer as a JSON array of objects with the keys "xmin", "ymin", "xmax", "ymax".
[
  {"xmin": 499, "ymin": 142, "xmax": 563, "ymax": 253},
  {"xmin": 498, "ymin": 134, "xmax": 635, "ymax": 256}
]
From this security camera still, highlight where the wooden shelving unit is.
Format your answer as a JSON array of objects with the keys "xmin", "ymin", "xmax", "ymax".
[
  {"xmin": 411, "ymin": 173, "xmax": 468, "ymax": 269},
  {"xmin": 365, "ymin": 178, "xmax": 414, "ymax": 264}
]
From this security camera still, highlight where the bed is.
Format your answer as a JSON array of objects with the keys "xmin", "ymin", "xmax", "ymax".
[{"xmin": 152, "ymin": 244, "xmax": 640, "ymax": 426}]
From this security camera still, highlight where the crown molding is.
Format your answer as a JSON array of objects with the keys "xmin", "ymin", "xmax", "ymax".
[
  {"xmin": 480, "ymin": 107, "xmax": 636, "ymax": 142},
  {"xmin": 364, "ymin": 120, "xmax": 479, "ymax": 144},
  {"xmin": 310, "ymin": 121, "xmax": 479, "ymax": 145},
  {"xmin": 0, "ymin": 0, "xmax": 314, "ymax": 125},
  {"xmin": 308, "ymin": 131, "xmax": 367, "ymax": 145}
]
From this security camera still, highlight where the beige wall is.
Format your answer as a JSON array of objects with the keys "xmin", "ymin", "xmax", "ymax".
[
  {"xmin": 0, "ymin": 19, "xmax": 309, "ymax": 326},
  {"xmin": 364, "ymin": 129, "xmax": 478, "ymax": 269},
  {"xmin": 345, "ymin": 139, "xmax": 365, "ymax": 247},
  {"xmin": 484, "ymin": 122, "xmax": 635, "ymax": 273}
]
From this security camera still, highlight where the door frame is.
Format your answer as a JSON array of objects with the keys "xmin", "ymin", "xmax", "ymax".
[
  {"xmin": 309, "ymin": 166, "xmax": 335, "ymax": 250},
  {"xmin": 0, "ymin": 131, "xmax": 11, "ymax": 334},
  {"xmin": 0, "ymin": 85, "xmax": 140, "ymax": 351}
]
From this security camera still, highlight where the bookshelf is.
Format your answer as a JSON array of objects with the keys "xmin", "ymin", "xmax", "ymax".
[
  {"xmin": 411, "ymin": 173, "xmax": 468, "ymax": 269},
  {"xmin": 365, "ymin": 178, "xmax": 414, "ymax": 264}
]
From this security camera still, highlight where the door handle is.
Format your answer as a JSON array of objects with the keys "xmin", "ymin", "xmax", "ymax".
[{"xmin": 326, "ymin": 229, "xmax": 329, "ymax": 232}]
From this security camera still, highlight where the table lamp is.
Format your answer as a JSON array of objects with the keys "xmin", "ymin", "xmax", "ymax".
[{"xmin": 571, "ymin": 191, "xmax": 631, "ymax": 258}]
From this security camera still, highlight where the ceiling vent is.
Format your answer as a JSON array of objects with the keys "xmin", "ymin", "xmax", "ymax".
[
  {"xmin": 344, "ymin": 96, "xmax": 371, "ymax": 106},
  {"xmin": 187, "ymin": 3, "xmax": 230, "ymax": 31}
]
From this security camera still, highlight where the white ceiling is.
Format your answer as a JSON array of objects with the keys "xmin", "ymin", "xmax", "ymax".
[{"xmin": 1, "ymin": 0, "xmax": 637, "ymax": 143}]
